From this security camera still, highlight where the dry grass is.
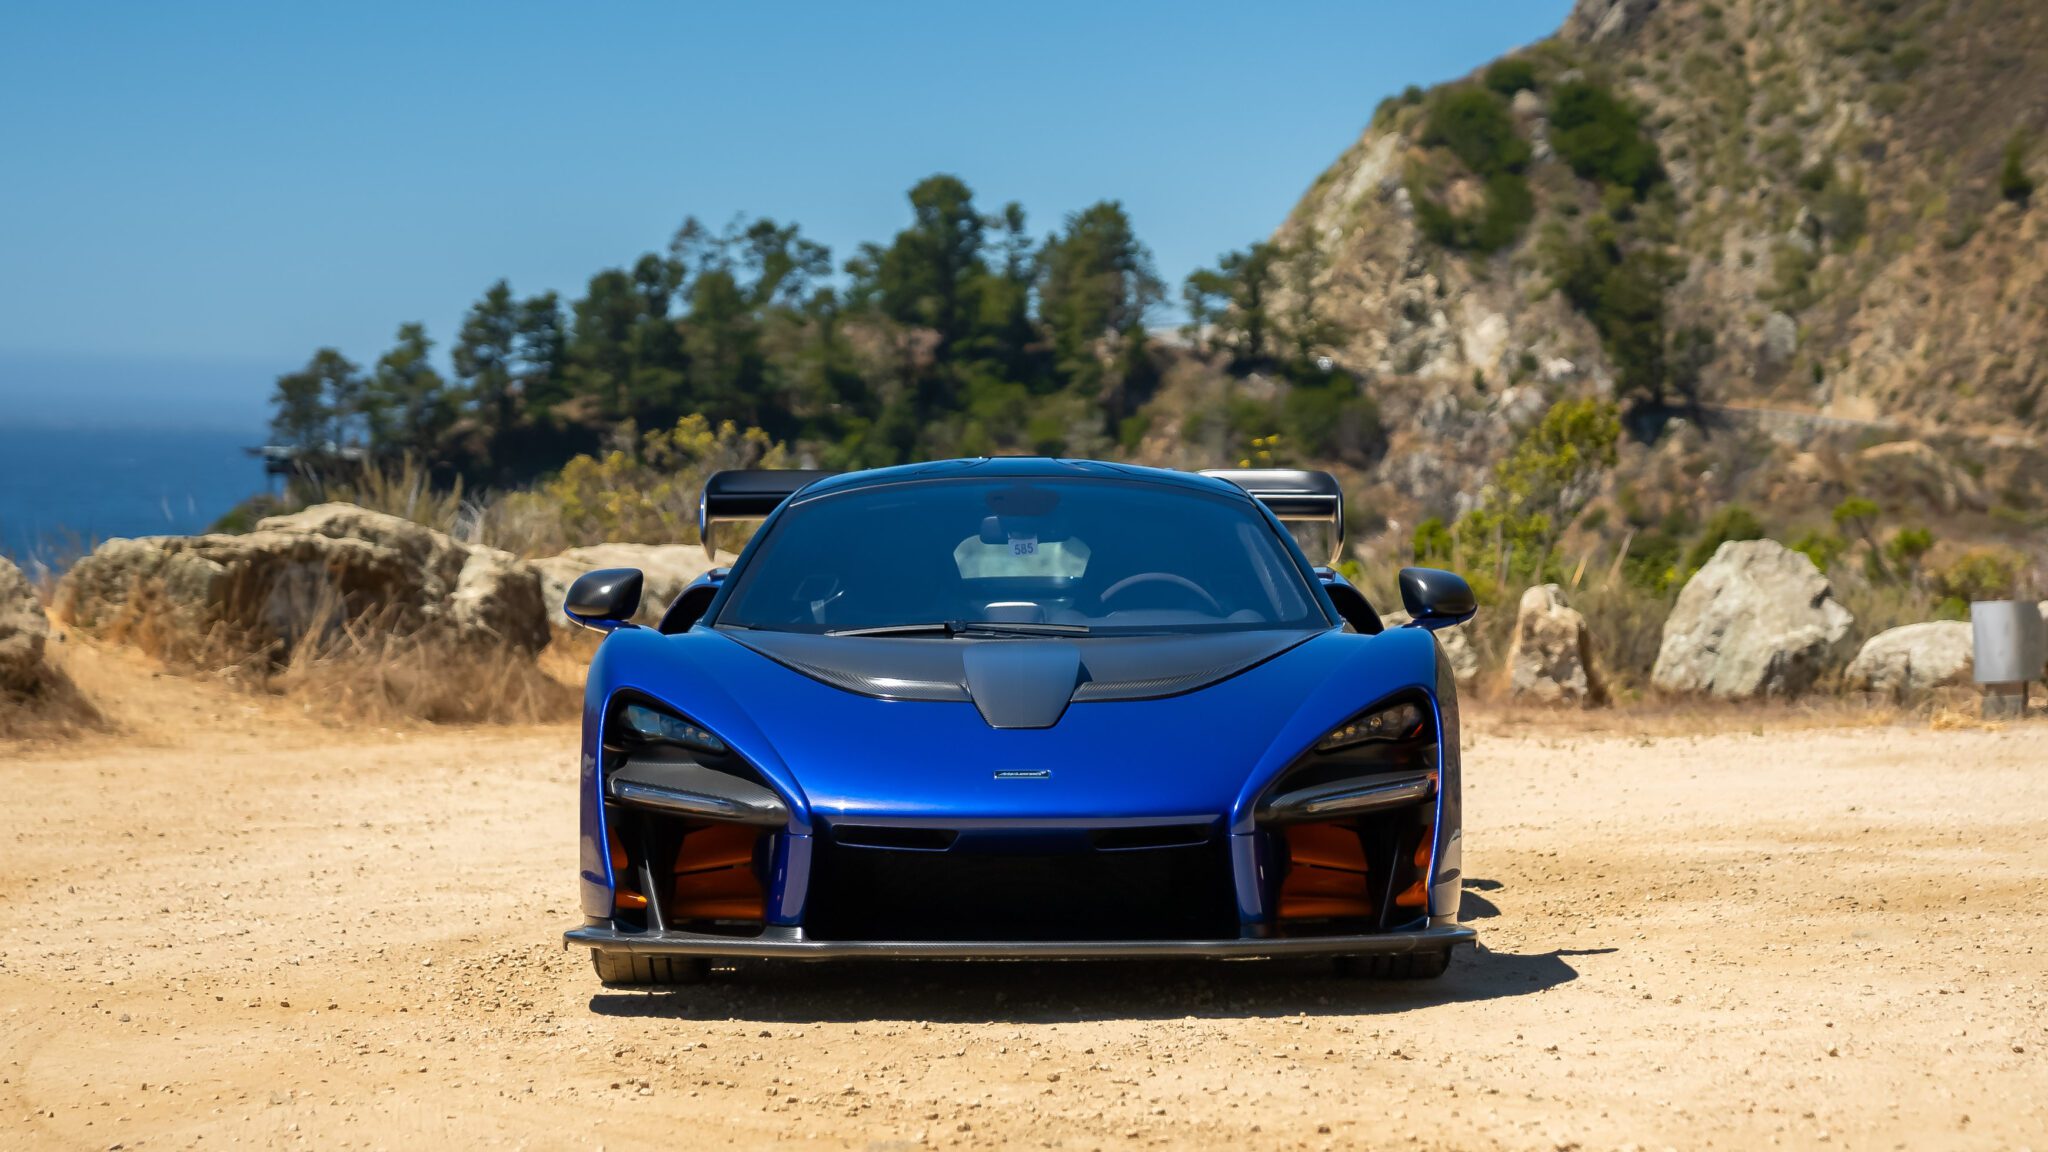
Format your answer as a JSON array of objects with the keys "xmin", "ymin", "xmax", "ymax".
[
  {"xmin": 246, "ymin": 587, "xmax": 577, "ymax": 727},
  {"xmin": 81, "ymin": 575, "xmax": 576, "ymax": 728},
  {"xmin": 1467, "ymin": 692, "xmax": 1908, "ymax": 739},
  {"xmin": 263, "ymin": 627, "xmax": 577, "ymax": 727},
  {"xmin": 0, "ymin": 667, "xmax": 105, "ymax": 743},
  {"xmin": 1463, "ymin": 682, "xmax": 2048, "ymax": 739}
]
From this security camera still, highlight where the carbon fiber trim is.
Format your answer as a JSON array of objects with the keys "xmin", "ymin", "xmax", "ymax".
[
  {"xmin": 776, "ymin": 657, "xmax": 972, "ymax": 701},
  {"xmin": 743, "ymin": 631, "xmax": 1321, "ymax": 705},
  {"xmin": 565, "ymin": 923, "xmax": 1476, "ymax": 960},
  {"xmin": 773, "ymin": 655, "xmax": 1272, "ymax": 703},
  {"xmin": 1071, "ymin": 661, "xmax": 1251, "ymax": 701}
]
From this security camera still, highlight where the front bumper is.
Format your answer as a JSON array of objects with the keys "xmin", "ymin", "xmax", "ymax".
[{"xmin": 564, "ymin": 923, "xmax": 1475, "ymax": 961}]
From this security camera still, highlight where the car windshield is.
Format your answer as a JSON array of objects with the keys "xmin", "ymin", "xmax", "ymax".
[{"xmin": 715, "ymin": 477, "xmax": 1331, "ymax": 636}]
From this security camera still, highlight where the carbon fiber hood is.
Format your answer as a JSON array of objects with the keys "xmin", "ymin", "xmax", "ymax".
[{"xmin": 723, "ymin": 628, "xmax": 1320, "ymax": 728}]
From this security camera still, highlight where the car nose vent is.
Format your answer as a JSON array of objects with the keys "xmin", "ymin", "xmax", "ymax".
[
  {"xmin": 831, "ymin": 825, "xmax": 959, "ymax": 852},
  {"xmin": 1091, "ymin": 823, "xmax": 1214, "ymax": 851}
]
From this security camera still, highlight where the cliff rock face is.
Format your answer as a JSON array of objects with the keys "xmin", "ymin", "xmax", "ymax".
[{"xmin": 1274, "ymin": 0, "xmax": 2048, "ymax": 523}]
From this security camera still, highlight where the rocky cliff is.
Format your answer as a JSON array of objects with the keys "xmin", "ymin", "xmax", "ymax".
[{"xmin": 1275, "ymin": 0, "xmax": 2048, "ymax": 529}]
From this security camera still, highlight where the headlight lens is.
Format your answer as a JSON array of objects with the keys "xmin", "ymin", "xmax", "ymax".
[
  {"xmin": 1314, "ymin": 699, "xmax": 1426, "ymax": 753},
  {"xmin": 619, "ymin": 703, "xmax": 729, "ymax": 756}
]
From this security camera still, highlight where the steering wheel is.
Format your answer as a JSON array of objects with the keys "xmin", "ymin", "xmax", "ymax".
[{"xmin": 1098, "ymin": 572, "xmax": 1226, "ymax": 615}]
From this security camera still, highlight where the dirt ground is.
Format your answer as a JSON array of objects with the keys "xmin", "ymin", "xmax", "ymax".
[{"xmin": 2, "ymin": 641, "xmax": 2044, "ymax": 1152}]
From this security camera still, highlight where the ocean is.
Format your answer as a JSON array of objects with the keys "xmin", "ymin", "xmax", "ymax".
[{"xmin": 0, "ymin": 426, "xmax": 270, "ymax": 568}]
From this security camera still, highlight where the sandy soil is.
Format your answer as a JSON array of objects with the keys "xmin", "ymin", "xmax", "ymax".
[{"xmin": 2, "ymin": 642, "xmax": 2044, "ymax": 1151}]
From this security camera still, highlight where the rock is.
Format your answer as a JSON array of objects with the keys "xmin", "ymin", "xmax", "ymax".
[
  {"xmin": 1844, "ymin": 622, "xmax": 1973, "ymax": 697},
  {"xmin": 531, "ymin": 544, "xmax": 729, "ymax": 631},
  {"xmin": 1510, "ymin": 89, "xmax": 1544, "ymax": 118},
  {"xmin": 1380, "ymin": 609, "xmax": 1480, "ymax": 686},
  {"xmin": 1760, "ymin": 311, "xmax": 1799, "ymax": 364},
  {"xmin": 1506, "ymin": 584, "xmax": 1605, "ymax": 707},
  {"xmin": 256, "ymin": 504, "xmax": 548, "ymax": 649},
  {"xmin": 1437, "ymin": 625, "xmax": 1481, "ymax": 685},
  {"xmin": 449, "ymin": 549, "xmax": 550, "ymax": 652},
  {"xmin": 1563, "ymin": 0, "xmax": 1659, "ymax": 43},
  {"xmin": 255, "ymin": 503, "xmax": 471, "ymax": 601},
  {"xmin": 1651, "ymin": 539, "xmax": 1855, "ymax": 699},
  {"xmin": 0, "ymin": 556, "xmax": 53, "ymax": 694},
  {"xmin": 55, "ymin": 503, "xmax": 549, "ymax": 665}
]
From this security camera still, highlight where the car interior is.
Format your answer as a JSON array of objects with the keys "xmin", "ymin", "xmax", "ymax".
[{"xmin": 717, "ymin": 479, "xmax": 1328, "ymax": 634}]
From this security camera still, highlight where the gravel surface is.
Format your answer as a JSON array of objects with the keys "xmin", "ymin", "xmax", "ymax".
[{"xmin": 2, "ymin": 647, "xmax": 2044, "ymax": 1150}]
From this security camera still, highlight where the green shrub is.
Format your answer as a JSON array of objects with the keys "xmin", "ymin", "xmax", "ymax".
[
  {"xmin": 1451, "ymin": 398, "xmax": 1622, "ymax": 580},
  {"xmin": 1882, "ymin": 526, "xmax": 1933, "ymax": 573},
  {"xmin": 1484, "ymin": 57, "xmax": 1539, "ymax": 96},
  {"xmin": 1421, "ymin": 87, "xmax": 1530, "ymax": 176},
  {"xmin": 1549, "ymin": 81, "xmax": 1664, "ymax": 196},
  {"xmin": 504, "ymin": 415, "xmax": 788, "ymax": 555},
  {"xmin": 1408, "ymin": 85, "xmax": 1541, "ymax": 252},
  {"xmin": 1682, "ymin": 505, "xmax": 1765, "ymax": 573},
  {"xmin": 1280, "ymin": 379, "xmax": 1382, "ymax": 466},
  {"xmin": 1931, "ymin": 548, "xmax": 2020, "ymax": 604},
  {"xmin": 1549, "ymin": 216, "xmax": 1673, "ymax": 405},
  {"xmin": 1413, "ymin": 170, "xmax": 1535, "ymax": 252},
  {"xmin": 1831, "ymin": 496, "xmax": 1880, "ymax": 530},
  {"xmin": 1790, "ymin": 529, "xmax": 1847, "ymax": 572},
  {"xmin": 1622, "ymin": 527, "xmax": 1684, "ymax": 592},
  {"xmin": 1411, "ymin": 517, "xmax": 1454, "ymax": 564}
]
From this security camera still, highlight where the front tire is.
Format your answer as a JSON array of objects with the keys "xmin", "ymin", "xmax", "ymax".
[
  {"xmin": 1334, "ymin": 948, "xmax": 1451, "ymax": 980},
  {"xmin": 591, "ymin": 951, "xmax": 710, "ymax": 986}
]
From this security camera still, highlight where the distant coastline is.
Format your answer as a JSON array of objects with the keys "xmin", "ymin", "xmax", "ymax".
[{"xmin": 0, "ymin": 426, "xmax": 268, "ymax": 568}]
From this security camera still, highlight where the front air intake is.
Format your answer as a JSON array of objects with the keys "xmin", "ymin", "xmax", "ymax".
[{"xmin": 805, "ymin": 826, "xmax": 1238, "ymax": 942}]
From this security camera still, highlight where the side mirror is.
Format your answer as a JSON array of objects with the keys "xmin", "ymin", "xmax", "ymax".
[
  {"xmin": 564, "ymin": 568, "xmax": 644, "ymax": 632},
  {"xmin": 1398, "ymin": 567, "xmax": 1476, "ymax": 630}
]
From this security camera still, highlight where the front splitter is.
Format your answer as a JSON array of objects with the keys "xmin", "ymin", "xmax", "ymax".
[{"xmin": 564, "ymin": 923, "xmax": 1475, "ymax": 961}]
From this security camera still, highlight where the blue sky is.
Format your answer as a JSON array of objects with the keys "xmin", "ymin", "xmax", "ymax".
[{"xmin": 0, "ymin": 1, "xmax": 1572, "ymax": 430}]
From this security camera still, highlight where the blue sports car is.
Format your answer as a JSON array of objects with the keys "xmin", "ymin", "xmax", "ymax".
[{"xmin": 560, "ymin": 459, "xmax": 1478, "ymax": 984}]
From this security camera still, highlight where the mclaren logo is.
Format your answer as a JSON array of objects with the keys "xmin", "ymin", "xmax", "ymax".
[{"xmin": 993, "ymin": 769, "xmax": 1052, "ymax": 781}]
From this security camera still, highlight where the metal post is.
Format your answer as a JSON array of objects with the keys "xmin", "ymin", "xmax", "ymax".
[{"xmin": 1971, "ymin": 601, "xmax": 2045, "ymax": 719}]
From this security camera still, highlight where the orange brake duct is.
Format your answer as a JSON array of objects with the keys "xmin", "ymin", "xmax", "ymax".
[
  {"xmin": 1277, "ymin": 823, "xmax": 1375, "ymax": 920},
  {"xmin": 607, "ymin": 825, "xmax": 647, "ymax": 911},
  {"xmin": 670, "ymin": 824, "xmax": 766, "ymax": 922},
  {"xmin": 1395, "ymin": 823, "xmax": 1434, "ymax": 910}
]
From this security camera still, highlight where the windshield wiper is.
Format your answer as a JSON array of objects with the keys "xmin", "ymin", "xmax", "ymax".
[{"xmin": 825, "ymin": 620, "xmax": 1091, "ymax": 638}]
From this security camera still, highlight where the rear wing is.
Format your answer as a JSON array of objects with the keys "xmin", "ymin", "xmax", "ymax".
[
  {"xmin": 1200, "ymin": 468, "xmax": 1345, "ymax": 564},
  {"xmin": 698, "ymin": 469, "xmax": 839, "ymax": 559}
]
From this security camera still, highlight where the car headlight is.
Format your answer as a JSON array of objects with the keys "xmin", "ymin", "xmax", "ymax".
[
  {"xmin": 1314, "ymin": 699, "xmax": 1426, "ymax": 753},
  {"xmin": 617, "ymin": 702, "xmax": 729, "ymax": 757}
]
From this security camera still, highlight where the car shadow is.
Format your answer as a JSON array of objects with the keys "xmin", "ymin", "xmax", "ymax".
[{"xmin": 585, "ymin": 876, "xmax": 1612, "ymax": 1025}]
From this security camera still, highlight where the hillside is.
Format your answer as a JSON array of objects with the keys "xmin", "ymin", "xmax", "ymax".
[{"xmin": 1270, "ymin": 0, "xmax": 2048, "ymax": 533}]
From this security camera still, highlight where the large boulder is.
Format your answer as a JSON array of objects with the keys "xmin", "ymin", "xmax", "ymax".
[
  {"xmin": 1506, "ymin": 584, "xmax": 1605, "ymax": 707},
  {"xmin": 448, "ymin": 549, "xmax": 551, "ymax": 652},
  {"xmin": 1844, "ymin": 621, "xmax": 1973, "ymax": 697},
  {"xmin": 55, "ymin": 503, "xmax": 548, "ymax": 664},
  {"xmin": 531, "ymin": 544, "xmax": 728, "ymax": 632},
  {"xmin": 1378, "ymin": 609, "xmax": 1480, "ymax": 686},
  {"xmin": 0, "ymin": 557, "xmax": 53, "ymax": 694},
  {"xmin": 1651, "ymin": 539, "xmax": 1855, "ymax": 699}
]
